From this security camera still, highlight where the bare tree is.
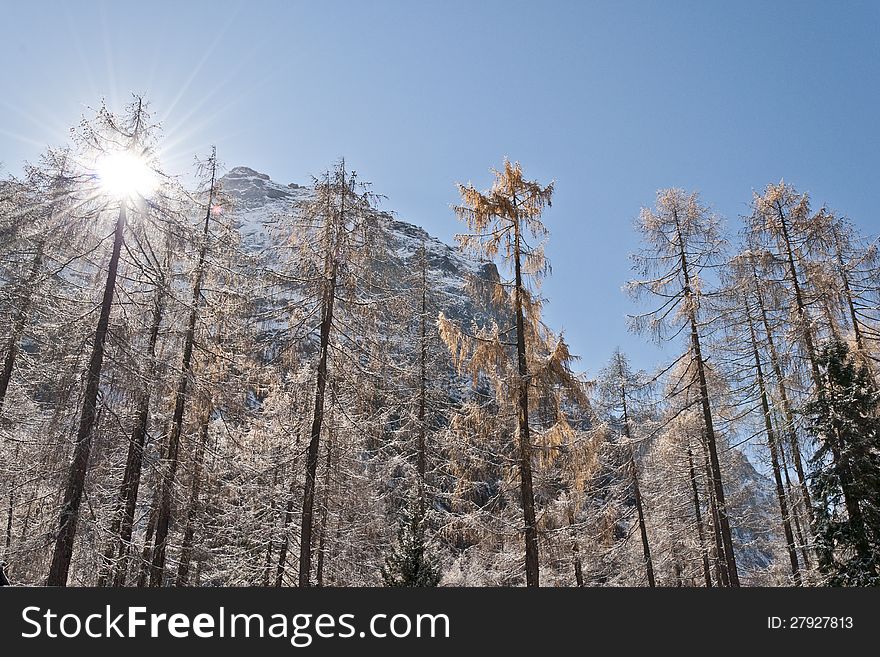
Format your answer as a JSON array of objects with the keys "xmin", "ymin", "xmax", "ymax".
[{"xmin": 627, "ymin": 188, "xmax": 739, "ymax": 585}]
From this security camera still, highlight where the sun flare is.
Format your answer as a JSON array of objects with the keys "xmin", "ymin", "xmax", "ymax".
[{"xmin": 96, "ymin": 150, "xmax": 157, "ymax": 199}]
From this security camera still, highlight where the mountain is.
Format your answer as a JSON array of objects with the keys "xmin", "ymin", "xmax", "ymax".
[
  {"xmin": 218, "ymin": 165, "xmax": 783, "ymax": 584},
  {"xmin": 220, "ymin": 166, "xmax": 500, "ymax": 326}
]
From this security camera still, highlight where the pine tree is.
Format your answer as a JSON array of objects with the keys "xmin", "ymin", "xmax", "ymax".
[{"xmin": 804, "ymin": 340, "xmax": 880, "ymax": 585}]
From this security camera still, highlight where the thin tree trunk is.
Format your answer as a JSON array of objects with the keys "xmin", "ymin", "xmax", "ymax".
[
  {"xmin": 276, "ymin": 479, "xmax": 297, "ymax": 586},
  {"xmin": 149, "ymin": 151, "xmax": 216, "ymax": 586},
  {"xmin": 700, "ymin": 435, "xmax": 730, "ymax": 587},
  {"xmin": 746, "ymin": 302, "xmax": 801, "ymax": 584},
  {"xmin": 567, "ymin": 506, "xmax": 584, "ymax": 587},
  {"xmin": 4, "ymin": 444, "xmax": 17, "ymax": 558},
  {"xmin": 18, "ymin": 500, "xmax": 32, "ymax": 551},
  {"xmin": 675, "ymin": 212, "xmax": 738, "ymax": 586},
  {"xmin": 136, "ymin": 471, "xmax": 162, "ymax": 587},
  {"xmin": 175, "ymin": 409, "xmax": 210, "ymax": 586},
  {"xmin": 686, "ymin": 445, "xmax": 713, "ymax": 588},
  {"xmin": 619, "ymin": 379, "xmax": 654, "ymax": 587},
  {"xmin": 0, "ymin": 242, "xmax": 43, "ymax": 412},
  {"xmin": 773, "ymin": 211, "xmax": 861, "ymax": 540},
  {"xmin": 751, "ymin": 262, "xmax": 815, "ymax": 531},
  {"xmin": 512, "ymin": 203, "xmax": 539, "ymax": 587},
  {"xmin": 47, "ymin": 204, "xmax": 126, "ymax": 586},
  {"xmin": 776, "ymin": 201, "xmax": 822, "ymax": 387},
  {"xmin": 262, "ymin": 470, "xmax": 278, "ymax": 587},
  {"xmin": 775, "ymin": 422, "xmax": 812, "ymax": 570},
  {"xmin": 276, "ymin": 431, "xmax": 301, "ymax": 587},
  {"xmin": 99, "ymin": 270, "xmax": 167, "ymax": 586},
  {"xmin": 299, "ymin": 168, "xmax": 341, "ymax": 587},
  {"xmin": 315, "ymin": 435, "xmax": 333, "ymax": 587},
  {"xmin": 671, "ymin": 543, "xmax": 684, "ymax": 587}
]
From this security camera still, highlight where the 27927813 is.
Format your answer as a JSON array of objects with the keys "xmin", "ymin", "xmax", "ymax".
[{"xmin": 768, "ymin": 617, "xmax": 854, "ymax": 629}]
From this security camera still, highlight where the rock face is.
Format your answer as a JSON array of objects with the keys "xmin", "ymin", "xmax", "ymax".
[
  {"xmin": 219, "ymin": 166, "xmax": 499, "ymax": 326},
  {"xmin": 221, "ymin": 166, "xmax": 299, "ymax": 209}
]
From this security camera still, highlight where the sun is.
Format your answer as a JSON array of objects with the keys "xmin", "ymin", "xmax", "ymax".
[{"xmin": 96, "ymin": 150, "xmax": 157, "ymax": 199}]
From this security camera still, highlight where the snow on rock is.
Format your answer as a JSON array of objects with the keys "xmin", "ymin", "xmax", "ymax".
[{"xmin": 220, "ymin": 165, "xmax": 498, "ymax": 324}]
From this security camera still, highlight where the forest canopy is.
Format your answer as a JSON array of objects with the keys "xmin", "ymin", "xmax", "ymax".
[{"xmin": 1, "ymin": 97, "xmax": 879, "ymax": 588}]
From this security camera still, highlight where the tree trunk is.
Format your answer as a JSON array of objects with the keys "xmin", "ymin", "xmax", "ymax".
[
  {"xmin": 315, "ymin": 436, "xmax": 333, "ymax": 587},
  {"xmin": 567, "ymin": 507, "xmax": 584, "ymax": 587},
  {"xmin": 276, "ymin": 430, "xmax": 301, "ymax": 587},
  {"xmin": 175, "ymin": 409, "xmax": 210, "ymax": 586},
  {"xmin": 686, "ymin": 445, "xmax": 713, "ymax": 588},
  {"xmin": 47, "ymin": 204, "xmax": 126, "ymax": 586},
  {"xmin": 776, "ymin": 201, "xmax": 822, "ymax": 388},
  {"xmin": 698, "ymin": 432, "xmax": 730, "ymax": 587},
  {"xmin": 135, "ymin": 468, "xmax": 166, "ymax": 588},
  {"xmin": 262, "ymin": 470, "xmax": 278, "ymax": 587},
  {"xmin": 512, "ymin": 209, "xmax": 539, "ymax": 587},
  {"xmin": 619, "ymin": 380, "xmax": 654, "ymax": 587},
  {"xmin": 299, "ymin": 188, "xmax": 340, "ymax": 587},
  {"xmin": 671, "ymin": 543, "xmax": 684, "ymax": 587},
  {"xmin": 772, "ymin": 215, "xmax": 863, "ymax": 549},
  {"xmin": 674, "ymin": 212, "xmax": 738, "ymax": 586},
  {"xmin": 751, "ymin": 262, "xmax": 815, "ymax": 531},
  {"xmin": 4, "ymin": 445, "xmax": 17, "ymax": 558},
  {"xmin": 775, "ymin": 425, "xmax": 812, "ymax": 570},
  {"xmin": 746, "ymin": 303, "xmax": 801, "ymax": 584},
  {"xmin": 149, "ymin": 152, "xmax": 216, "ymax": 586},
  {"xmin": 99, "ymin": 272, "xmax": 166, "ymax": 586},
  {"xmin": 0, "ymin": 242, "xmax": 43, "ymax": 413}
]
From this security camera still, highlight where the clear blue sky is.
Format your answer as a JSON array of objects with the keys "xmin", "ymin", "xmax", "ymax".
[{"xmin": 2, "ymin": 0, "xmax": 878, "ymax": 376}]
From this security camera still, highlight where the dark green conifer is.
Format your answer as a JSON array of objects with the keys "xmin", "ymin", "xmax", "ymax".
[{"xmin": 805, "ymin": 340, "xmax": 880, "ymax": 586}]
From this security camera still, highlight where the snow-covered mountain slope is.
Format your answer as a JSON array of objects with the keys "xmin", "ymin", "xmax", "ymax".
[{"xmin": 220, "ymin": 165, "xmax": 499, "ymax": 325}]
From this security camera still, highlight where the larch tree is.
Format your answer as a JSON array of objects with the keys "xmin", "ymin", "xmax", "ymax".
[
  {"xmin": 738, "ymin": 244, "xmax": 816, "ymax": 552},
  {"xmin": 748, "ymin": 182, "xmax": 825, "ymax": 392},
  {"xmin": 276, "ymin": 160, "xmax": 385, "ymax": 587},
  {"xmin": 97, "ymin": 219, "xmax": 173, "ymax": 587},
  {"xmin": 723, "ymin": 252, "xmax": 803, "ymax": 584},
  {"xmin": 147, "ymin": 148, "xmax": 226, "ymax": 586},
  {"xmin": 0, "ymin": 155, "xmax": 74, "ymax": 414},
  {"xmin": 47, "ymin": 97, "xmax": 165, "ymax": 586},
  {"xmin": 375, "ymin": 241, "xmax": 450, "ymax": 584},
  {"xmin": 627, "ymin": 188, "xmax": 740, "ymax": 586},
  {"xmin": 594, "ymin": 349, "xmax": 656, "ymax": 587},
  {"xmin": 439, "ymin": 159, "xmax": 585, "ymax": 587}
]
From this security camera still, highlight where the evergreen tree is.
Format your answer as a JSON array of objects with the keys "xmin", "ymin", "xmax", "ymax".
[
  {"xmin": 805, "ymin": 340, "xmax": 880, "ymax": 585},
  {"xmin": 381, "ymin": 492, "xmax": 442, "ymax": 587}
]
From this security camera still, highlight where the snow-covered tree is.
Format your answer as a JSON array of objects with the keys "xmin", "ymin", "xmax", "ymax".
[{"xmin": 805, "ymin": 340, "xmax": 880, "ymax": 585}]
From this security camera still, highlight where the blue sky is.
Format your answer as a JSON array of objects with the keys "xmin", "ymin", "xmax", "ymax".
[{"xmin": 2, "ymin": 0, "xmax": 878, "ymax": 376}]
